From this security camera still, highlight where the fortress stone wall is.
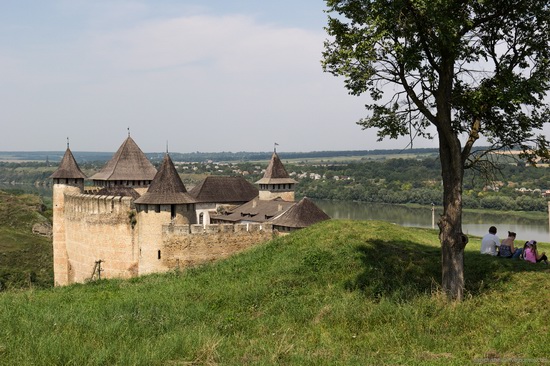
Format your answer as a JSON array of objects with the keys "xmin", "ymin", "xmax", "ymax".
[
  {"xmin": 135, "ymin": 204, "xmax": 195, "ymax": 276},
  {"xmin": 63, "ymin": 193, "xmax": 138, "ymax": 284},
  {"xmin": 56, "ymin": 191, "xmax": 275, "ymax": 285},
  {"xmin": 50, "ymin": 142, "xmax": 304, "ymax": 286},
  {"xmin": 161, "ymin": 223, "xmax": 273, "ymax": 268},
  {"xmin": 52, "ymin": 183, "xmax": 82, "ymax": 286}
]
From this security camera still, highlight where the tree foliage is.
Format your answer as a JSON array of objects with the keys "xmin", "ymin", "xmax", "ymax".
[
  {"xmin": 323, "ymin": 0, "xmax": 550, "ymax": 300},
  {"xmin": 323, "ymin": 0, "xmax": 550, "ymax": 159}
]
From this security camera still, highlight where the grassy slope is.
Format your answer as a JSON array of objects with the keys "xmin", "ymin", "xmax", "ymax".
[
  {"xmin": 0, "ymin": 220, "xmax": 548, "ymax": 365},
  {"xmin": 0, "ymin": 191, "xmax": 53, "ymax": 290}
]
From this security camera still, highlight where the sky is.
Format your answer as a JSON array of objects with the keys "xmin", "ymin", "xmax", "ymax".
[{"xmin": 1, "ymin": 1, "xmax": 543, "ymax": 154}]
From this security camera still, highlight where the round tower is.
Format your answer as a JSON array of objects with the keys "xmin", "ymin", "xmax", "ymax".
[
  {"xmin": 50, "ymin": 145, "xmax": 86, "ymax": 286},
  {"xmin": 134, "ymin": 153, "xmax": 196, "ymax": 275}
]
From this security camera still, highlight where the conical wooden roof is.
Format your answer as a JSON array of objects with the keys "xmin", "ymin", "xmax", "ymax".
[
  {"xmin": 134, "ymin": 154, "xmax": 196, "ymax": 204},
  {"xmin": 270, "ymin": 197, "xmax": 330, "ymax": 228},
  {"xmin": 255, "ymin": 152, "xmax": 297, "ymax": 185},
  {"xmin": 90, "ymin": 136, "xmax": 157, "ymax": 181},
  {"xmin": 50, "ymin": 148, "xmax": 87, "ymax": 179}
]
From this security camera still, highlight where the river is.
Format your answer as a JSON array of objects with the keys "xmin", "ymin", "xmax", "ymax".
[
  {"xmin": 2, "ymin": 184, "xmax": 548, "ymax": 243},
  {"xmin": 313, "ymin": 200, "xmax": 550, "ymax": 243}
]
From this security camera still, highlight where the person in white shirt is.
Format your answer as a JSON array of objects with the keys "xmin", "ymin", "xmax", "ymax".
[{"xmin": 480, "ymin": 226, "xmax": 500, "ymax": 256}]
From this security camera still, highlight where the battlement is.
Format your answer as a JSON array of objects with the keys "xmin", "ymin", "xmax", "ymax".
[
  {"xmin": 162, "ymin": 223, "xmax": 273, "ymax": 236},
  {"xmin": 60, "ymin": 192, "xmax": 138, "ymax": 284},
  {"xmin": 64, "ymin": 192, "xmax": 134, "ymax": 216},
  {"xmin": 160, "ymin": 222, "xmax": 274, "ymax": 270},
  {"xmin": 51, "ymin": 136, "xmax": 304, "ymax": 286}
]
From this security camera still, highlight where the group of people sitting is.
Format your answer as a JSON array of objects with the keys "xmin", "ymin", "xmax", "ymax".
[{"xmin": 480, "ymin": 226, "xmax": 549, "ymax": 265}]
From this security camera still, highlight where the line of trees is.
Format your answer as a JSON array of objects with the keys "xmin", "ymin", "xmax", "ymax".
[
  {"xmin": 291, "ymin": 158, "xmax": 550, "ymax": 212},
  {"xmin": 1, "ymin": 156, "xmax": 549, "ymax": 212}
]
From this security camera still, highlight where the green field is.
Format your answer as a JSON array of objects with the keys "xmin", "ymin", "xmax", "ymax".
[
  {"xmin": 0, "ymin": 191, "xmax": 53, "ymax": 291},
  {"xmin": 0, "ymin": 220, "xmax": 548, "ymax": 365},
  {"xmin": 249, "ymin": 152, "xmax": 439, "ymax": 165}
]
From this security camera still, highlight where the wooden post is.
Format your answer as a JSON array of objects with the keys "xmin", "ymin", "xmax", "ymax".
[
  {"xmin": 91, "ymin": 261, "xmax": 98, "ymax": 280},
  {"xmin": 90, "ymin": 260, "xmax": 104, "ymax": 281},
  {"xmin": 97, "ymin": 260, "xmax": 103, "ymax": 280},
  {"xmin": 431, "ymin": 203, "xmax": 435, "ymax": 229}
]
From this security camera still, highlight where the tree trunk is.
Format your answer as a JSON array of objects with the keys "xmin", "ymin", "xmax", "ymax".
[
  {"xmin": 438, "ymin": 136, "xmax": 468, "ymax": 301},
  {"xmin": 433, "ymin": 54, "xmax": 470, "ymax": 301}
]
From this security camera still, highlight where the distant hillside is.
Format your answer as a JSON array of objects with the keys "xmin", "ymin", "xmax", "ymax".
[
  {"xmin": 164, "ymin": 148, "xmax": 441, "ymax": 163},
  {"xmin": 0, "ymin": 148, "xmax": 443, "ymax": 163},
  {"xmin": 0, "ymin": 220, "xmax": 547, "ymax": 364},
  {"xmin": 0, "ymin": 190, "xmax": 53, "ymax": 290},
  {"xmin": 0, "ymin": 151, "xmax": 114, "ymax": 163}
]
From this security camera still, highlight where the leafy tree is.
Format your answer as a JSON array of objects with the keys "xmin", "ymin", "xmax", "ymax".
[{"xmin": 323, "ymin": 0, "xmax": 550, "ymax": 300}]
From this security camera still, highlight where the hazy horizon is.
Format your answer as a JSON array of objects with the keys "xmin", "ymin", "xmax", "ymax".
[
  {"xmin": 2, "ymin": 1, "xmax": 547, "ymax": 153},
  {"xmin": 0, "ymin": 146, "xmax": 442, "ymax": 153},
  {"xmin": 0, "ymin": 0, "xmax": 444, "ymax": 153}
]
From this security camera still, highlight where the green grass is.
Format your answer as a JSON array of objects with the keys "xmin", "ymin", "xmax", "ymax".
[
  {"xmin": 0, "ymin": 220, "xmax": 548, "ymax": 365},
  {"xmin": 0, "ymin": 191, "xmax": 53, "ymax": 290}
]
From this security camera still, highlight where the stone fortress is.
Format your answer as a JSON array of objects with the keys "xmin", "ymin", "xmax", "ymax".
[{"xmin": 51, "ymin": 135, "xmax": 330, "ymax": 286}]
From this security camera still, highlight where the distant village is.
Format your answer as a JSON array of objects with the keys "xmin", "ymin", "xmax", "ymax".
[
  {"xmin": 173, "ymin": 160, "xmax": 352, "ymax": 183},
  {"xmin": 178, "ymin": 160, "xmax": 550, "ymax": 198}
]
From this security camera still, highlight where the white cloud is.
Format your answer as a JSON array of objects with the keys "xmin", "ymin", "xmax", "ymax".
[
  {"xmin": 52, "ymin": 13, "xmax": 362, "ymax": 152},
  {"xmin": 88, "ymin": 14, "xmax": 322, "ymax": 77},
  {"xmin": 2, "ymin": 2, "xmax": 437, "ymax": 152}
]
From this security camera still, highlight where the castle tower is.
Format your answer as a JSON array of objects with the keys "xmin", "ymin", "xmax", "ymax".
[
  {"xmin": 89, "ymin": 136, "xmax": 157, "ymax": 195},
  {"xmin": 134, "ymin": 153, "xmax": 196, "ymax": 275},
  {"xmin": 50, "ymin": 145, "xmax": 86, "ymax": 286},
  {"xmin": 255, "ymin": 151, "xmax": 297, "ymax": 201}
]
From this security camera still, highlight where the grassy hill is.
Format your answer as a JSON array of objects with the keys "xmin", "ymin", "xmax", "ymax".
[
  {"xmin": 0, "ymin": 190, "xmax": 53, "ymax": 291},
  {"xmin": 0, "ymin": 220, "xmax": 548, "ymax": 365}
]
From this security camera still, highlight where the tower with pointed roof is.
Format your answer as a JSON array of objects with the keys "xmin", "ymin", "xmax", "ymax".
[
  {"xmin": 89, "ymin": 136, "xmax": 157, "ymax": 194},
  {"xmin": 49, "ymin": 144, "xmax": 87, "ymax": 286},
  {"xmin": 255, "ymin": 151, "xmax": 297, "ymax": 201},
  {"xmin": 50, "ymin": 136, "xmax": 330, "ymax": 286},
  {"xmin": 135, "ymin": 153, "xmax": 197, "ymax": 274}
]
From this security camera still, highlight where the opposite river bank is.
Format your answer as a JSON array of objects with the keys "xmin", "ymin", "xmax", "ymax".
[{"xmin": 1, "ymin": 183, "xmax": 548, "ymax": 243}]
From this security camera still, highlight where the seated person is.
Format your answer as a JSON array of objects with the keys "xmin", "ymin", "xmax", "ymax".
[
  {"xmin": 499, "ymin": 231, "xmax": 522, "ymax": 258},
  {"xmin": 523, "ymin": 240, "xmax": 549, "ymax": 265},
  {"xmin": 480, "ymin": 226, "xmax": 500, "ymax": 256}
]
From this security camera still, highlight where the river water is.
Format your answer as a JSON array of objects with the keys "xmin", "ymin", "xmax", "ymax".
[
  {"xmin": 2, "ymin": 184, "xmax": 548, "ymax": 243},
  {"xmin": 313, "ymin": 200, "xmax": 550, "ymax": 243}
]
